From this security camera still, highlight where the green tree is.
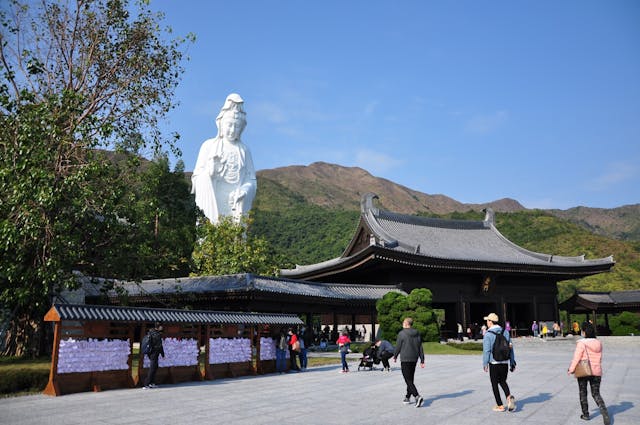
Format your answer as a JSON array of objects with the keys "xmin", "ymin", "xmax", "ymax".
[
  {"xmin": 0, "ymin": 0, "xmax": 190, "ymax": 356},
  {"xmin": 191, "ymin": 217, "xmax": 280, "ymax": 277},
  {"xmin": 83, "ymin": 154, "xmax": 197, "ymax": 280},
  {"xmin": 376, "ymin": 292, "xmax": 407, "ymax": 340},
  {"xmin": 608, "ymin": 311, "xmax": 640, "ymax": 336},
  {"xmin": 376, "ymin": 289, "xmax": 439, "ymax": 342}
]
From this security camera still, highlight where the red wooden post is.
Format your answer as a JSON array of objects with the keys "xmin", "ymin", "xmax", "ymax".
[{"xmin": 43, "ymin": 317, "xmax": 62, "ymax": 396}]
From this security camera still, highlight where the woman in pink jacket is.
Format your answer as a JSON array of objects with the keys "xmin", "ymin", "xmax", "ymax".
[
  {"xmin": 336, "ymin": 330, "xmax": 352, "ymax": 373},
  {"xmin": 567, "ymin": 322, "xmax": 610, "ymax": 425}
]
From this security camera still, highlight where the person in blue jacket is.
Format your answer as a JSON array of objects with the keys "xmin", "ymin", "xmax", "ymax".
[{"xmin": 482, "ymin": 313, "xmax": 517, "ymax": 412}]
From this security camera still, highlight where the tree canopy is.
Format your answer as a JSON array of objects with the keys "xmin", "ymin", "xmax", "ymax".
[
  {"xmin": 376, "ymin": 288, "xmax": 440, "ymax": 342},
  {"xmin": 0, "ymin": 0, "xmax": 191, "ymax": 355},
  {"xmin": 191, "ymin": 216, "xmax": 281, "ymax": 277}
]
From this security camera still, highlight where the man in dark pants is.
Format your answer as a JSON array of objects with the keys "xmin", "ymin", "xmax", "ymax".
[
  {"xmin": 143, "ymin": 322, "xmax": 165, "ymax": 389},
  {"xmin": 393, "ymin": 317, "xmax": 425, "ymax": 407},
  {"xmin": 375, "ymin": 339, "xmax": 395, "ymax": 371}
]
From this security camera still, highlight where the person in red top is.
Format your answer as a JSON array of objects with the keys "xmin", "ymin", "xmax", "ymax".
[
  {"xmin": 336, "ymin": 330, "xmax": 351, "ymax": 373},
  {"xmin": 567, "ymin": 322, "xmax": 610, "ymax": 425},
  {"xmin": 287, "ymin": 328, "xmax": 300, "ymax": 371}
]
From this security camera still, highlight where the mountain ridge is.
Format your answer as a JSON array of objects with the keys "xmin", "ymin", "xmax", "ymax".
[{"xmin": 255, "ymin": 161, "xmax": 640, "ymax": 241}]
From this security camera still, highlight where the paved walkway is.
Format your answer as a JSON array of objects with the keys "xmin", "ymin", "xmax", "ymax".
[{"xmin": 1, "ymin": 336, "xmax": 638, "ymax": 425}]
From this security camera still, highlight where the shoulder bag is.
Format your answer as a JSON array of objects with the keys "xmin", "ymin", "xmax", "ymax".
[{"xmin": 574, "ymin": 342, "xmax": 593, "ymax": 378}]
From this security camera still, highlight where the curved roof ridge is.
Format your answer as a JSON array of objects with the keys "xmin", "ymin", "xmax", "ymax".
[
  {"xmin": 376, "ymin": 209, "xmax": 487, "ymax": 230},
  {"xmin": 360, "ymin": 193, "xmax": 614, "ymax": 267},
  {"xmin": 486, "ymin": 222, "xmax": 613, "ymax": 265},
  {"xmin": 282, "ymin": 256, "xmax": 347, "ymax": 273}
]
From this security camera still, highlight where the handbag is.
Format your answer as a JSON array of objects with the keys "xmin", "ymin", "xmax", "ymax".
[
  {"xmin": 292, "ymin": 340, "xmax": 300, "ymax": 352},
  {"xmin": 574, "ymin": 343, "xmax": 593, "ymax": 378}
]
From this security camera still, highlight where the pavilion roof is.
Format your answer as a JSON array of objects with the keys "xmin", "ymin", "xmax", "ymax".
[
  {"xmin": 45, "ymin": 303, "xmax": 304, "ymax": 325},
  {"xmin": 559, "ymin": 290, "xmax": 640, "ymax": 313},
  {"xmin": 77, "ymin": 273, "xmax": 404, "ymax": 303},
  {"xmin": 281, "ymin": 193, "xmax": 614, "ymax": 279}
]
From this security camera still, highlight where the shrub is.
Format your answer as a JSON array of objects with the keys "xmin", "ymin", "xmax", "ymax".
[{"xmin": 446, "ymin": 342, "xmax": 483, "ymax": 351}]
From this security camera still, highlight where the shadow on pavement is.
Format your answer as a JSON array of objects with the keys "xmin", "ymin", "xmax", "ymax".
[
  {"xmin": 514, "ymin": 392, "xmax": 552, "ymax": 412},
  {"xmin": 422, "ymin": 389, "xmax": 474, "ymax": 407},
  {"xmin": 603, "ymin": 401, "xmax": 634, "ymax": 424}
]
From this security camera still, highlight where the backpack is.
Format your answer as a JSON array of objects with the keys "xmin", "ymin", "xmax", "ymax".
[
  {"xmin": 141, "ymin": 334, "xmax": 152, "ymax": 355},
  {"xmin": 489, "ymin": 329, "xmax": 511, "ymax": 361}
]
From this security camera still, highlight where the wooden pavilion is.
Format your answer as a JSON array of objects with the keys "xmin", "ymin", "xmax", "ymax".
[{"xmin": 559, "ymin": 290, "xmax": 640, "ymax": 333}]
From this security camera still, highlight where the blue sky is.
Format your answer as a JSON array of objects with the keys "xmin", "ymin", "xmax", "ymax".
[{"xmin": 149, "ymin": 0, "xmax": 639, "ymax": 210}]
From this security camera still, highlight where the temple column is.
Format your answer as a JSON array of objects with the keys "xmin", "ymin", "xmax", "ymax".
[
  {"xmin": 350, "ymin": 314, "xmax": 356, "ymax": 341},
  {"xmin": 370, "ymin": 309, "xmax": 376, "ymax": 342}
]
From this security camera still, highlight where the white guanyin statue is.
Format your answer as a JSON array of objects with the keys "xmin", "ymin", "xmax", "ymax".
[{"xmin": 191, "ymin": 93, "xmax": 257, "ymax": 224}]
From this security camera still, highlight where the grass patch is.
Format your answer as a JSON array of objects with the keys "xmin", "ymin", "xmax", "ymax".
[
  {"xmin": 424, "ymin": 341, "xmax": 482, "ymax": 354},
  {"xmin": 307, "ymin": 357, "xmax": 341, "ymax": 367},
  {"xmin": 0, "ymin": 357, "xmax": 50, "ymax": 397}
]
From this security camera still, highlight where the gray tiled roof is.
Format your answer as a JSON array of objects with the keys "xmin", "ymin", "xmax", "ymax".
[
  {"xmin": 84, "ymin": 273, "xmax": 403, "ymax": 301},
  {"xmin": 47, "ymin": 303, "xmax": 303, "ymax": 325},
  {"xmin": 281, "ymin": 193, "xmax": 614, "ymax": 278},
  {"xmin": 579, "ymin": 293, "xmax": 617, "ymax": 304},
  {"xmin": 370, "ymin": 209, "xmax": 614, "ymax": 268},
  {"xmin": 580, "ymin": 290, "xmax": 640, "ymax": 306},
  {"xmin": 611, "ymin": 290, "xmax": 640, "ymax": 304}
]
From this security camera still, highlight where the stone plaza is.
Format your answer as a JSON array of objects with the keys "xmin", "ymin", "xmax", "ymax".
[{"xmin": 1, "ymin": 336, "xmax": 638, "ymax": 425}]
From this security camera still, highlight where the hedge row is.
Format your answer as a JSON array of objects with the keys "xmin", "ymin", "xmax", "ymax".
[{"xmin": 0, "ymin": 368, "xmax": 49, "ymax": 396}]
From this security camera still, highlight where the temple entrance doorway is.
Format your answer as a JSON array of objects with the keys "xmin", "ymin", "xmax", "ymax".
[
  {"xmin": 507, "ymin": 302, "xmax": 533, "ymax": 337},
  {"xmin": 470, "ymin": 302, "xmax": 497, "ymax": 325}
]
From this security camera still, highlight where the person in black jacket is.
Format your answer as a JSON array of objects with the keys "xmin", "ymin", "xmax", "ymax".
[
  {"xmin": 375, "ymin": 339, "xmax": 395, "ymax": 371},
  {"xmin": 143, "ymin": 322, "xmax": 165, "ymax": 389},
  {"xmin": 393, "ymin": 317, "xmax": 425, "ymax": 407}
]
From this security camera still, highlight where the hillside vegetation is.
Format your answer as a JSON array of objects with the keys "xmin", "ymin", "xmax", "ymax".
[
  {"xmin": 256, "ymin": 162, "xmax": 640, "ymax": 242},
  {"xmin": 551, "ymin": 205, "xmax": 640, "ymax": 241}
]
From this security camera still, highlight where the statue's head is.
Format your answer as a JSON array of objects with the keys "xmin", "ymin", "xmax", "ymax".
[
  {"xmin": 216, "ymin": 93, "xmax": 246, "ymax": 141},
  {"xmin": 221, "ymin": 93, "xmax": 244, "ymax": 112},
  {"xmin": 219, "ymin": 109, "xmax": 247, "ymax": 142}
]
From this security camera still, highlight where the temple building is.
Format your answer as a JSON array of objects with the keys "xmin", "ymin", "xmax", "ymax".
[
  {"xmin": 281, "ymin": 193, "xmax": 615, "ymax": 336},
  {"xmin": 70, "ymin": 193, "xmax": 615, "ymax": 340}
]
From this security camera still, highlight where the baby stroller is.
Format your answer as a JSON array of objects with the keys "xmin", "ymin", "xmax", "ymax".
[{"xmin": 357, "ymin": 344, "xmax": 379, "ymax": 371}]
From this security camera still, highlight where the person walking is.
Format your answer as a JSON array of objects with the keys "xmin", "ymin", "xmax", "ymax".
[
  {"xmin": 276, "ymin": 329, "xmax": 287, "ymax": 373},
  {"xmin": 393, "ymin": 317, "xmax": 425, "ymax": 407},
  {"xmin": 567, "ymin": 321, "xmax": 611, "ymax": 425},
  {"xmin": 298, "ymin": 326, "xmax": 310, "ymax": 371},
  {"xmin": 572, "ymin": 321, "xmax": 581, "ymax": 335},
  {"xmin": 483, "ymin": 313, "xmax": 516, "ymax": 412},
  {"xmin": 143, "ymin": 322, "xmax": 165, "ymax": 389},
  {"xmin": 336, "ymin": 330, "xmax": 352, "ymax": 373},
  {"xmin": 287, "ymin": 328, "xmax": 300, "ymax": 371}
]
